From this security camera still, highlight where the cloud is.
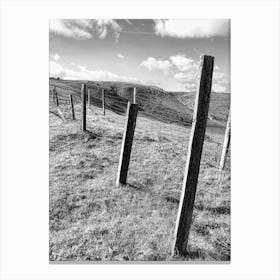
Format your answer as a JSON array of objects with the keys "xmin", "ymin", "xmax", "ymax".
[
  {"xmin": 213, "ymin": 71, "xmax": 225, "ymax": 79},
  {"xmin": 49, "ymin": 61, "xmax": 140, "ymax": 83},
  {"xmin": 117, "ymin": 53, "xmax": 124, "ymax": 59},
  {"xmin": 49, "ymin": 19, "xmax": 92, "ymax": 39},
  {"xmin": 140, "ymin": 54, "xmax": 228, "ymax": 92},
  {"xmin": 212, "ymin": 83, "xmax": 226, "ymax": 92},
  {"xmin": 140, "ymin": 57, "xmax": 172, "ymax": 74},
  {"xmin": 173, "ymin": 72, "xmax": 197, "ymax": 83},
  {"xmin": 169, "ymin": 54, "xmax": 198, "ymax": 71},
  {"xmin": 50, "ymin": 53, "xmax": 60, "ymax": 61},
  {"xmin": 49, "ymin": 19, "xmax": 122, "ymax": 41},
  {"xmin": 140, "ymin": 54, "xmax": 199, "ymax": 75},
  {"xmin": 218, "ymin": 78, "xmax": 229, "ymax": 84},
  {"xmin": 154, "ymin": 19, "xmax": 230, "ymax": 38},
  {"xmin": 49, "ymin": 61, "xmax": 65, "ymax": 77}
]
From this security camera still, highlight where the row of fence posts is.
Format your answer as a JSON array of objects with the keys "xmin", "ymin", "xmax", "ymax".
[
  {"xmin": 50, "ymin": 55, "xmax": 230, "ymax": 257},
  {"xmin": 81, "ymin": 86, "xmax": 106, "ymax": 132}
]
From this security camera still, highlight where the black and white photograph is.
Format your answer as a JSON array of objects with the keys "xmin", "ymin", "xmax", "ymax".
[
  {"xmin": 1, "ymin": 0, "xmax": 280, "ymax": 279},
  {"xmin": 49, "ymin": 19, "xmax": 231, "ymax": 262}
]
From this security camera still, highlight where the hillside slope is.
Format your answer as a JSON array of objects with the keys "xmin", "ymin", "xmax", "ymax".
[
  {"xmin": 49, "ymin": 80, "xmax": 231, "ymax": 262},
  {"xmin": 49, "ymin": 79, "xmax": 230, "ymax": 130}
]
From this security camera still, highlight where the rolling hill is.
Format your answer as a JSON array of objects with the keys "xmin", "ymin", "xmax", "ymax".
[
  {"xmin": 49, "ymin": 78, "xmax": 230, "ymax": 131},
  {"xmin": 49, "ymin": 78, "xmax": 231, "ymax": 262}
]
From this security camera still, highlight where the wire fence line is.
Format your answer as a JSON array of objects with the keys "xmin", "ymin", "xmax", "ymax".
[{"xmin": 49, "ymin": 72, "xmax": 230, "ymax": 258}]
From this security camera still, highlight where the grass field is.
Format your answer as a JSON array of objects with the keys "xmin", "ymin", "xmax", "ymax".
[{"xmin": 49, "ymin": 79, "xmax": 230, "ymax": 262}]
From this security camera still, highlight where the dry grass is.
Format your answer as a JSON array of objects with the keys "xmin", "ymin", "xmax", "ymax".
[{"xmin": 49, "ymin": 85, "xmax": 230, "ymax": 262}]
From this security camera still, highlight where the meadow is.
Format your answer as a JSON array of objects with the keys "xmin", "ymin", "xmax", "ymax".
[{"xmin": 49, "ymin": 79, "xmax": 230, "ymax": 262}]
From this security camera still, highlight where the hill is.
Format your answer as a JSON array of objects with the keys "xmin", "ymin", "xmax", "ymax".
[
  {"xmin": 49, "ymin": 78, "xmax": 231, "ymax": 262},
  {"xmin": 49, "ymin": 78, "xmax": 230, "ymax": 131}
]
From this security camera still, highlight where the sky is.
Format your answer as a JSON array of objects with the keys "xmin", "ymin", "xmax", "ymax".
[{"xmin": 49, "ymin": 19, "xmax": 230, "ymax": 93}]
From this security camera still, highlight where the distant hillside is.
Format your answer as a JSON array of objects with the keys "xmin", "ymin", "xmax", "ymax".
[
  {"xmin": 173, "ymin": 91, "xmax": 230, "ymax": 126},
  {"xmin": 49, "ymin": 78, "xmax": 230, "ymax": 130}
]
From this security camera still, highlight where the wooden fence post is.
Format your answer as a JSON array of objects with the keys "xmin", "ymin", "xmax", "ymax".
[
  {"xmin": 219, "ymin": 109, "xmax": 231, "ymax": 174},
  {"xmin": 133, "ymin": 87, "xmax": 136, "ymax": 104},
  {"xmin": 172, "ymin": 55, "xmax": 214, "ymax": 256},
  {"xmin": 81, "ymin": 83, "xmax": 87, "ymax": 131},
  {"xmin": 102, "ymin": 89, "xmax": 105, "ymax": 115},
  {"xmin": 116, "ymin": 102, "xmax": 138, "ymax": 187},
  {"xmin": 88, "ymin": 89, "xmax": 90, "ymax": 109},
  {"xmin": 69, "ymin": 94, "xmax": 75, "ymax": 120},
  {"xmin": 53, "ymin": 87, "xmax": 59, "ymax": 107}
]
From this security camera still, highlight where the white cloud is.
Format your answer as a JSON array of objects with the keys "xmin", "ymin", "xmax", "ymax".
[
  {"xmin": 49, "ymin": 61, "xmax": 65, "ymax": 77},
  {"xmin": 49, "ymin": 19, "xmax": 122, "ymax": 42},
  {"xmin": 140, "ymin": 57, "xmax": 172, "ymax": 74},
  {"xmin": 154, "ymin": 19, "xmax": 230, "ymax": 38},
  {"xmin": 117, "ymin": 53, "xmax": 124, "ymax": 59},
  {"xmin": 173, "ymin": 72, "xmax": 197, "ymax": 83},
  {"xmin": 140, "ymin": 54, "xmax": 228, "ymax": 92},
  {"xmin": 212, "ymin": 83, "xmax": 226, "ymax": 92},
  {"xmin": 213, "ymin": 71, "xmax": 225, "ymax": 79},
  {"xmin": 140, "ymin": 54, "xmax": 199, "ymax": 75},
  {"xmin": 49, "ymin": 61, "xmax": 140, "ymax": 83},
  {"xmin": 169, "ymin": 54, "xmax": 198, "ymax": 71},
  {"xmin": 214, "ymin": 65, "xmax": 220, "ymax": 70},
  {"xmin": 51, "ymin": 53, "xmax": 60, "ymax": 61},
  {"xmin": 95, "ymin": 19, "xmax": 122, "ymax": 42},
  {"xmin": 218, "ymin": 78, "xmax": 229, "ymax": 84}
]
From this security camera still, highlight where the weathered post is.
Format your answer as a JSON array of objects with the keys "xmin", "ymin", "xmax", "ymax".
[
  {"xmin": 69, "ymin": 94, "xmax": 75, "ymax": 120},
  {"xmin": 172, "ymin": 55, "xmax": 214, "ymax": 256},
  {"xmin": 133, "ymin": 87, "xmax": 136, "ymax": 104},
  {"xmin": 88, "ymin": 88, "xmax": 90, "ymax": 109},
  {"xmin": 53, "ymin": 87, "xmax": 59, "ymax": 107},
  {"xmin": 81, "ymin": 83, "xmax": 87, "ymax": 131},
  {"xmin": 102, "ymin": 89, "xmax": 105, "ymax": 115},
  {"xmin": 116, "ymin": 102, "xmax": 138, "ymax": 187},
  {"xmin": 219, "ymin": 109, "xmax": 231, "ymax": 174}
]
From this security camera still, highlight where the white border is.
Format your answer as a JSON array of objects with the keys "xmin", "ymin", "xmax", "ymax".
[{"xmin": 0, "ymin": 0, "xmax": 280, "ymax": 279}]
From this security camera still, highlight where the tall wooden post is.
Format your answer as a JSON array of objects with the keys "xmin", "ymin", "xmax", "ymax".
[
  {"xmin": 172, "ymin": 55, "xmax": 214, "ymax": 256},
  {"xmin": 53, "ymin": 87, "xmax": 59, "ymax": 107},
  {"xmin": 69, "ymin": 94, "xmax": 75, "ymax": 120},
  {"xmin": 88, "ymin": 89, "xmax": 90, "ymax": 109},
  {"xmin": 219, "ymin": 109, "xmax": 231, "ymax": 173},
  {"xmin": 81, "ymin": 84, "xmax": 87, "ymax": 131},
  {"xmin": 102, "ymin": 89, "xmax": 105, "ymax": 115},
  {"xmin": 133, "ymin": 87, "xmax": 136, "ymax": 104},
  {"xmin": 116, "ymin": 102, "xmax": 138, "ymax": 187}
]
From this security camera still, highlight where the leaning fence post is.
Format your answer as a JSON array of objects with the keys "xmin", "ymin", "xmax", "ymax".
[
  {"xmin": 53, "ymin": 87, "xmax": 59, "ymax": 107},
  {"xmin": 81, "ymin": 83, "xmax": 87, "ymax": 131},
  {"xmin": 102, "ymin": 89, "xmax": 105, "ymax": 115},
  {"xmin": 219, "ymin": 109, "xmax": 231, "ymax": 175},
  {"xmin": 172, "ymin": 55, "xmax": 214, "ymax": 257},
  {"xmin": 69, "ymin": 94, "xmax": 75, "ymax": 120},
  {"xmin": 133, "ymin": 87, "xmax": 136, "ymax": 104},
  {"xmin": 116, "ymin": 102, "xmax": 138, "ymax": 187},
  {"xmin": 88, "ymin": 88, "xmax": 90, "ymax": 109}
]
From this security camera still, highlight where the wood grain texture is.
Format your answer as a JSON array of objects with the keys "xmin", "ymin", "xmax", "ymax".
[
  {"xmin": 102, "ymin": 89, "xmax": 105, "ymax": 115},
  {"xmin": 116, "ymin": 102, "xmax": 138, "ymax": 187},
  {"xmin": 219, "ymin": 109, "xmax": 231, "ymax": 172},
  {"xmin": 81, "ymin": 84, "xmax": 87, "ymax": 131},
  {"xmin": 173, "ymin": 55, "xmax": 214, "ymax": 256},
  {"xmin": 133, "ymin": 87, "xmax": 136, "ymax": 104},
  {"xmin": 69, "ymin": 94, "xmax": 75, "ymax": 120}
]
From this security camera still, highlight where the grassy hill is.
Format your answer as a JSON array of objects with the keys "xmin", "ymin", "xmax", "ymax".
[
  {"xmin": 49, "ymin": 78, "xmax": 230, "ymax": 130},
  {"xmin": 49, "ymin": 79, "xmax": 230, "ymax": 262}
]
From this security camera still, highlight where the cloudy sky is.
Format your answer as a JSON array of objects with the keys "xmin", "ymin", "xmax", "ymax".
[{"xmin": 49, "ymin": 19, "xmax": 230, "ymax": 92}]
